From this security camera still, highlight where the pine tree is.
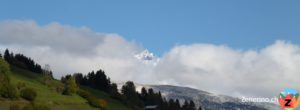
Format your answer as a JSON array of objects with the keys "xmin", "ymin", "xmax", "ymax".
[
  {"xmin": 110, "ymin": 83, "xmax": 122, "ymax": 100},
  {"xmin": 73, "ymin": 73, "xmax": 84, "ymax": 85},
  {"xmin": 182, "ymin": 100, "xmax": 189, "ymax": 110},
  {"xmin": 168, "ymin": 99, "xmax": 177, "ymax": 110},
  {"xmin": 175, "ymin": 99, "xmax": 181, "ymax": 109},
  {"xmin": 4, "ymin": 49, "xmax": 11, "ymax": 63},
  {"xmin": 198, "ymin": 106, "xmax": 203, "ymax": 110},
  {"xmin": 147, "ymin": 88, "xmax": 155, "ymax": 105},
  {"xmin": 121, "ymin": 81, "xmax": 143, "ymax": 108},
  {"xmin": 87, "ymin": 71, "xmax": 95, "ymax": 87},
  {"xmin": 161, "ymin": 98, "xmax": 169, "ymax": 110},
  {"xmin": 140, "ymin": 87, "xmax": 148, "ymax": 104},
  {"xmin": 156, "ymin": 91, "xmax": 164, "ymax": 108},
  {"xmin": 188, "ymin": 100, "xmax": 196, "ymax": 110}
]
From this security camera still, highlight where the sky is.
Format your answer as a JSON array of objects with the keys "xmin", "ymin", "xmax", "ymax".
[
  {"xmin": 0, "ymin": 0, "xmax": 299, "ymax": 98},
  {"xmin": 1, "ymin": 0, "xmax": 300, "ymax": 55}
]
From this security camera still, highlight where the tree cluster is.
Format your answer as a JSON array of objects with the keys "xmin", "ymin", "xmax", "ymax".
[
  {"xmin": 3, "ymin": 49, "xmax": 44, "ymax": 75},
  {"xmin": 139, "ymin": 87, "xmax": 202, "ymax": 110},
  {"xmin": 64, "ymin": 68, "xmax": 204, "ymax": 110},
  {"xmin": 118, "ymin": 81, "xmax": 203, "ymax": 110},
  {"xmin": 71, "ymin": 70, "xmax": 111, "ymax": 93}
]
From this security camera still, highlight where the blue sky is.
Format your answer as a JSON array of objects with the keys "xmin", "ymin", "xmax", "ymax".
[{"xmin": 1, "ymin": 0, "xmax": 300, "ymax": 55}]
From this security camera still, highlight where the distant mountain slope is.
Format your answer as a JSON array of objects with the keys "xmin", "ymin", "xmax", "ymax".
[{"xmin": 134, "ymin": 84, "xmax": 282, "ymax": 110}]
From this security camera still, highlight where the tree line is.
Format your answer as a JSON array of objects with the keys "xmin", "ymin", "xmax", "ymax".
[
  {"xmin": 3, "ymin": 49, "xmax": 53, "ymax": 78},
  {"xmin": 64, "ymin": 71, "xmax": 203, "ymax": 110},
  {"xmin": 120, "ymin": 81, "xmax": 203, "ymax": 110}
]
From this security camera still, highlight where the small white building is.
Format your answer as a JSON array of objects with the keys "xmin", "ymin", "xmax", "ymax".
[{"xmin": 144, "ymin": 105, "xmax": 160, "ymax": 110}]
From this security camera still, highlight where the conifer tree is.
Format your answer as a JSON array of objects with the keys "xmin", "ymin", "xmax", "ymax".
[
  {"xmin": 198, "ymin": 106, "xmax": 203, "ymax": 110},
  {"xmin": 182, "ymin": 100, "xmax": 189, "ymax": 110},
  {"xmin": 110, "ymin": 83, "xmax": 122, "ymax": 100},
  {"xmin": 121, "ymin": 81, "xmax": 143, "ymax": 108},
  {"xmin": 4, "ymin": 49, "xmax": 11, "ymax": 63},
  {"xmin": 188, "ymin": 100, "xmax": 196, "ymax": 110}
]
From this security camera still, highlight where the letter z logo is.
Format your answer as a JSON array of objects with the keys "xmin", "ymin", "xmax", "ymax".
[{"xmin": 285, "ymin": 99, "xmax": 292, "ymax": 107}]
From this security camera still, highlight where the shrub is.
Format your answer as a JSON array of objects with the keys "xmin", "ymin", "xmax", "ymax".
[
  {"xmin": 62, "ymin": 76, "xmax": 77, "ymax": 95},
  {"xmin": 20, "ymin": 88, "xmax": 37, "ymax": 101},
  {"xmin": 77, "ymin": 89, "xmax": 90, "ymax": 99},
  {"xmin": 16, "ymin": 82, "xmax": 26, "ymax": 90},
  {"xmin": 77, "ymin": 89, "xmax": 101, "ymax": 108},
  {"xmin": 87, "ymin": 96, "xmax": 100, "ymax": 108},
  {"xmin": 0, "ymin": 83, "xmax": 18, "ymax": 99},
  {"xmin": 99, "ymin": 99, "xmax": 108, "ymax": 110},
  {"xmin": 55, "ymin": 85, "xmax": 64, "ymax": 93},
  {"xmin": 9, "ymin": 104, "xmax": 21, "ymax": 110}
]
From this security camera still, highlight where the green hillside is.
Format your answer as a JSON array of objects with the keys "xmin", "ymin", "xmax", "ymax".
[
  {"xmin": 81, "ymin": 86, "xmax": 130, "ymax": 110},
  {"xmin": 0, "ymin": 66, "xmax": 130, "ymax": 110}
]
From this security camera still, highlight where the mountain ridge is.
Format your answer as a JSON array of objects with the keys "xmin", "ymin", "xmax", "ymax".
[{"xmin": 128, "ymin": 83, "xmax": 282, "ymax": 110}]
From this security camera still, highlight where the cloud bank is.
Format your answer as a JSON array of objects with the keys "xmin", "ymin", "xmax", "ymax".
[{"xmin": 0, "ymin": 20, "xmax": 299, "ymax": 98}]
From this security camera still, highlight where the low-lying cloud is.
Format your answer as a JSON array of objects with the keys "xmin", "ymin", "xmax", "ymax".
[
  {"xmin": 155, "ymin": 42, "xmax": 300, "ymax": 97},
  {"xmin": 0, "ymin": 20, "xmax": 299, "ymax": 98}
]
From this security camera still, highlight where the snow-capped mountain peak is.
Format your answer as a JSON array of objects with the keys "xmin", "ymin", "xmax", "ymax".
[
  {"xmin": 135, "ymin": 49, "xmax": 159, "ymax": 65},
  {"xmin": 135, "ymin": 49, "xmax": 154, "ymax": 61}
]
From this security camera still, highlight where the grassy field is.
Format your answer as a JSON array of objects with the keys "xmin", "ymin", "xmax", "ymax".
[{"xmin": 0, "ymin": 67, "xmax": 129, "ymax": 110}]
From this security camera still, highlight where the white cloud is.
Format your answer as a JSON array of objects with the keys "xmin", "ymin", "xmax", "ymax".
[
  {"xmin": 0, "ymin": 20, "xmax": 299, "ymax": 98},
  {"xmin": 155, "ymin": 41, "xmax": 300, "ymax": 97},
  {"xmin": 0, "ymin": 20, "xmax": 146, "ymax": 80}
]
